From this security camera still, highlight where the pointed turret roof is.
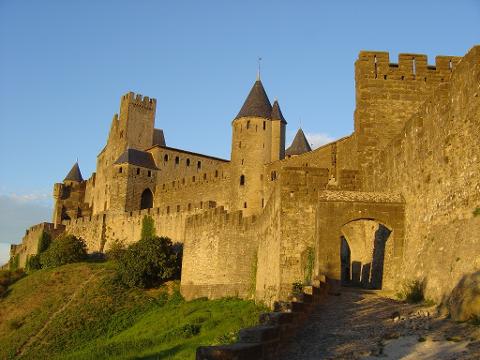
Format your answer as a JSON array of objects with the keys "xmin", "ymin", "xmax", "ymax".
[
  {"xmin": 285, "ymin": 129, "xmax": 312, "ymax": 156},
  {"xmin": 235, "ymin": 80, "xmax": 272, "ymax": 120},
  {"xmin": 271, "ymin": 99, "xmax": 287, "ymax": 123},
  {"xmin": 64, "ymin": 162, "xmax": 84, "ymax": 182}
]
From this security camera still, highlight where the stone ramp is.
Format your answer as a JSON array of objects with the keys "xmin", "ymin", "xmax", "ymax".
[{"xmin": 279, "ymin": 288, "xmax": 480, "ymax": 360}]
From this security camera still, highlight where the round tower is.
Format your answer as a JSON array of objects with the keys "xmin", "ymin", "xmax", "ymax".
[{"xmin": 230, "ymin": 78, "xmax": 275, "ymax": 216}]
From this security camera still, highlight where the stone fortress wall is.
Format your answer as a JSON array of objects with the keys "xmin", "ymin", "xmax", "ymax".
[
  {"xmin": 365, "ymin": 46, "xmax": 480, "ymax": 301},
  {"xmin": 8, "ymin": 45, "xmax": 480, "ymax": 308}
]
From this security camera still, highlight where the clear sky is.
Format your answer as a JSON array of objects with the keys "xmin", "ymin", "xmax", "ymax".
[{"xmin": 0, "ymin": 0, "xmax": 479, "ymax": 265}]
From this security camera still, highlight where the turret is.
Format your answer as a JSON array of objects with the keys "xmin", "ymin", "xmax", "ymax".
[
  {"xmin": 270, "ymin": 99, "xmax": 287, "ymax": 161},
  {"xmin": 52, "ymin": 162, "xmax": 90, "ymax": 227},
  {"xmin": 230, "ymin": 78, "xmax": 274, "ymax": 215},
  {"xmin": 285, "ymin": 128, "xmax": 312, "ymax": 157}
]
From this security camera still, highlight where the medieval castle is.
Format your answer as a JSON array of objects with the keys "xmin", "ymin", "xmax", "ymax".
[{"xmin": 9, "ymin": 45, "xmax": 480, "ymax": 306}]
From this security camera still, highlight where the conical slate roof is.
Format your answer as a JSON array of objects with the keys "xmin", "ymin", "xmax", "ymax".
[
  {"xmin": 285, "ymin": 128, "xmax": 312, "ymax": 156},
  {"xmin": 235, "ymin": 80, "xmax": 272, "ymax": 120},
  {"xmin": 114, "ymin": 148, "xmax": 158, "ymax": 170},
  {"xmin": 64, "ymin": 162, "xmax": 83, "ymax": 182},
  {"xmin": 271, "ymin": 100, "xmax": 287, "ymax": 123}
]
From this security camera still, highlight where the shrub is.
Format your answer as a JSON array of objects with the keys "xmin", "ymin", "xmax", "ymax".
[
  {"xmin": 26, "ymin": 254, "xmax": 42, "ymax": 272},
  {"xmin": 292, "ymin": 281, "xmax": 303, "ymax": 297},
  {"xmin": 141, "ymin": 215, "xmax": 156, "ymax": 241},
  {"xmin": 0, "ymin": 269, "xmax": 25, "ymax": 297},
  {"xmin": 105, "ymin": 239, "xmax": 127, "ymax": 261},
  {"xmin": 37, "ymin": 231, "xmax": 52, "ymax": 253},
  {"xmin": 9, "ymin": 254, "xmax": 19, "ymax": 271},
  {"xmin": 473, "ymin": 207, "xmax": 480, "ymax": 217},
  {"xmin": 116, "ymin": 236, "xmax": 181, "ymax": 288},
  {"xmin": 398, "ymin": 279, "xmax": 425, "ymax": 303},
  {"xmin": 40, "ymin": 234, "xmax": 87, "ymax": 268}
]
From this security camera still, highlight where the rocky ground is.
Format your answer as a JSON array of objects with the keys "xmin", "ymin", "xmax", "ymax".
[{"xmin": 280, "ymin": 287, "xmax": 480, "ymax": 359}]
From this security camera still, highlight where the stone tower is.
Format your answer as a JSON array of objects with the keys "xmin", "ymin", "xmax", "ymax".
[
  {"xmin": 230, "ymin": 79, "xmax": 285, "ymax": 216},
  {"xmin": 52, "ymin": 162, "xmax": 91, "ymax": 227},
  {"xmin": 92, "ymin": 92, "xmax": 157, "ymax": 214}
]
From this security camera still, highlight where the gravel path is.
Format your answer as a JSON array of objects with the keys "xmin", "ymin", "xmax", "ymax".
[{"xmin": 280, "ymin": 287, "xmax": 480, "ymax": 360}]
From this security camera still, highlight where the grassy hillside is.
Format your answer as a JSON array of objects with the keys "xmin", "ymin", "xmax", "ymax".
[{"xmin": 0, "ymin": 262, "xmax": 266, "ymax": 359}]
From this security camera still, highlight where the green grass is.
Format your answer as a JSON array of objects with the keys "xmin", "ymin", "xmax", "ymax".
[{"xmin": 0, "ymin": 262, "xmax": 267, "ymax": 360}]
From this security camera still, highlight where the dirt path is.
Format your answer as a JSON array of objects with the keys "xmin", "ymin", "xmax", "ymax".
[
  {"xmin": 280, "ymin": 288, "xmax": 480, "ymax": 360},
  {"xmin": 15, "ymin": 271, "xmax": 99, "ymax": 358}
]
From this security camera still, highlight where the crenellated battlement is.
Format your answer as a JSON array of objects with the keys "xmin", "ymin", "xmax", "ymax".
[
  {"xmin": 356, "ymin": 51, "xmax": 462, "ymax": 81},
  {"xmin": 121, "ymin": 91, "xmax": 157, "ymax": 110},
  {"xmin": 185, "ymin": 206, "xmax": 258, "ymax": 230}
]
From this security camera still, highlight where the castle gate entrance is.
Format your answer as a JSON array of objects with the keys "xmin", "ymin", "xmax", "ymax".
[
  {"xmin": 140, "ymin": 188, "xmax": 154, "ymax": 209},
  {"xmin": 340, "ymin": 220, "xmax": 391, "ymax": 289},
  {"xmin": 314, "ymin": 191, "xmax": 405, "ymax": 290}
]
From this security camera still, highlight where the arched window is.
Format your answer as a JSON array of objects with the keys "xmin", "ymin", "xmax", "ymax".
[
  {"xmin": 119, "ymin": 167, "xmax": 122, "ymax": 174},
  {"xmin": 186, "ymin": 158, "xmax": 191, "ymax": 166},
  {"xmin": 197, "ymin": 161, "xmax": 201, "ymax": 170},
  {"xmin": 247, "ymin": 120, "xmax": 250, "ymax": 129},
  {"xmin": 240, "ymin": 175, "xmax": 245, "ymax": 186},
  {"xmin": 175, "ymin": 156, "xmax": 180, "ymax": 165},
  {"xmin": 140, "ymin": 188, "xmax": 153, "ymax": 209},
  {"xmin": 136, "ymin": 168, "xmax": 140, "ymax": 175},
  {"xmin": 164, "ymin": 154, "xmax": 169, "ymax": 162},
  {"xmin": 215, "ymin": 170, "xmax": 218, "ymax": 178}
]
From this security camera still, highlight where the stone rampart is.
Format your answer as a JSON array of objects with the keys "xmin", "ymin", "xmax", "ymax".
[
  {"xmin": 9, "ymin": 222, "xmax": 65, "ymax": 268},
  {"xmin": 355, "ymin": 51, "xmax": 462, "ymax": 186},
  {"xmin": 63, "ymin": 207, "xmax": 188, "ymax": 252},
  {"xmin": 181, "ymin": 206, "xmax": 259, "ymax": 300},
  {"xmin": 366, "ymin": 45, "xmax": 480, "ymax": 301}
]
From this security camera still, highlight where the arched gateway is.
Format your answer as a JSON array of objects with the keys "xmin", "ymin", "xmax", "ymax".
[{"xmin": 314, "ymin": 191, "xmax": 405, "ymax": 291}]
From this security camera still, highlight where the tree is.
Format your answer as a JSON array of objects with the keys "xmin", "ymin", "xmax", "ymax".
[
  {"xmin": 116, "ymin": 236, "xmax": 181, "ymax": 288},
  {"xmin": 40, "ymin": 234, "xmax": 87, "ymax": 268},
  {"xmin": 141, "ymin": 215, "xmax": 156, "ymax": 240}
]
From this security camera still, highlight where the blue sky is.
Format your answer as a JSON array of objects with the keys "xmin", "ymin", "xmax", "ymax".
[{"xmin": 0, "ymin": 0, "xmax": 479, "ymax": 265}]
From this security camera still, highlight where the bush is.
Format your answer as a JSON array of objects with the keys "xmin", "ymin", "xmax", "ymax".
[
  {"xmin": 105, "ymin": 239, "xmax": 127, "ymax": 261},
  {"xmin": 37, "ymin": 231, "xmax": 52, "ymax": 253},
  {"xmin": 398, "ymin": 279, "xmax": 425, "ymax": 303},
  {"xmin": 9, "ymin": 254, "xmax": 19, "ymax": 271},
  {"xmin": 116, "ymin": 236, "xmax": 181, "ymax": 288},
  {"xmin": 292, "ymin": 281, "xmax": 303, "ymax": 297},
  {"xmin": 40, "ymin": 234, "xmax": 88, "ymax": 268},
  {"xmin": 0, "ymin": 269, "xmax": 25, "ymax": 297},
  {"xmin": 26, "ymin": 254, "xmax": 42, "ymax": 272},
  {"xmin": 141, "ymin": 216, "xmax": 156, "ymax": 241}
]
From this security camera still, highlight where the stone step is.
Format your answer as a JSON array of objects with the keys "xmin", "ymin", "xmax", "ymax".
[
  {"xmin": 238, "ymin": 325, "xmax": 279, "ymax": 343},
  {"xmin": 259, "ymin": 311, "xmax": 299, "ymax": 326},
  {"xmin": 196, "ymin": 342, "xmax": 263, "ymax": 360}
]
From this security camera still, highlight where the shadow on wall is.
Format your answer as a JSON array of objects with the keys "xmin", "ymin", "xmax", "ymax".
[{"xmin": 341, "ymin": 223, "xmax": 391, "ymax": 289}]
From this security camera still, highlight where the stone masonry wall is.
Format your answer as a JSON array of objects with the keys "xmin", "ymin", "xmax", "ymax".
[
  {"xmin": 355, "ymin": 51, "xmax": 461, "ymax": 186},
  {"xmin": 63, "ymin": 207, "xmax": 188, "ymax": 252},
  {"xmin": 181, "ymin": 207, "xmax": 259, "ymax": 300},
  {"xmin": 9, "ymin": 223, "xmax": 65, "ymax": 268},
  {"xmin": 366, "ymin": 46, "xmax": 480, "ymax": 301}
]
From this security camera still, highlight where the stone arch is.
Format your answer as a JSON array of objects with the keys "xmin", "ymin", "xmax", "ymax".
[
  {"xmin": 140, "ymin": 188, "xmax": 154, "ymax": 210},
  {"xmin": 314, "ymin": 193, "xmax": 405, "ymax": 290},
  {"xmin": 340, "ymin": 219, "xmax": 392, "ymax": 289}
]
